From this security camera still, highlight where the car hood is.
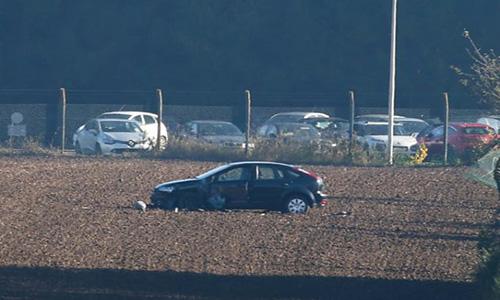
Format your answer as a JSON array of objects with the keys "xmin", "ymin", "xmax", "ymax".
[
  {"xmin": 155, "ymin": 178, "xmax": 200, "ymax": 190},
  {"xmin": 101, "ymin": 132, "xmax": 145, "ymax": 141},
  {"xmin": 366, "ymin": 135, "xmax": 417, "ymax": 146},
  {"xmin": 202, "ymin": 135, "xmax": 245, "ymax": 144}
]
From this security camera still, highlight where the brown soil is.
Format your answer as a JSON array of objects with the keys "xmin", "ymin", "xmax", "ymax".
[{"xmin": 0, "ymin": 156, "xmax": 497, "ymax": 299}]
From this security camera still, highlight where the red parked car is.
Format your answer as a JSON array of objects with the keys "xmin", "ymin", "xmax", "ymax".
[{"xmin": 417, "ymin": 122, "xmax": 496, "ymax": 162}]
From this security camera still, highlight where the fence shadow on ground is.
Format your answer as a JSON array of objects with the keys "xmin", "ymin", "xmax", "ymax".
[{"xmin": 0, "ymin": 266, "xmax": 476, "ymax": 300}]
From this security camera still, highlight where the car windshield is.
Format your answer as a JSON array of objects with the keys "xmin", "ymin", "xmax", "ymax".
[
  {"xmin": 199, "ymin": 123, "xmax": 242, "ymax": 136},
  {"xmin": 400, "ymin": 121, "xmax": 428, "ymax": 135},
  {"xmin": 308, "ymin": 120, "xmax": 349, "ymax": 132},
  {"xmin": 98, "ymin": 114, "xmax": 131, "ymax": 120},
  {"xmin": 278, "ymin": 124, "xmax": 320, "ymax": 138},
  {"xmin": 463, "ymin": 127, "xmax": 491, "ymax": 135},
  {"xmin": 100, "ymin": 121, "xmax": 142, "ymax": 133},
  {"xmin": 362, "ymin": 124, "xmax": 405, "ymax": 136}
]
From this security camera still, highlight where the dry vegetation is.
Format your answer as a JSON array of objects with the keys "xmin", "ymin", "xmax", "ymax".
[{"xmin": 0, "ymin": 156, "xmax": 497, "ymax": 299}]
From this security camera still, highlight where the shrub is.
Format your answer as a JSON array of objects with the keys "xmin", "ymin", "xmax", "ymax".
[
  {"xmin": 0, "ymin": 137, "xmax": 58, "ymax": 157},
  {"xmin": 159, "ymin": 136, "xmax": 246, "ymax": 162},
  {"xmin": 476, "ymin": 229, "xmax": 500, "ymax": 300}
]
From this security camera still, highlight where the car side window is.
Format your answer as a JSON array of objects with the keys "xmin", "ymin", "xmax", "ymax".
[
  {"xmin": 144, "ymin": 115, "xmax": 156, "ymax": 125},
  {"xmin": 133, "ymin": 115, "xmax": 144, "ymax": 125},
  {"xmin": 430, "ymin": 127, "xmax": 444, "ymax": 138},
  {"xmin": 217, "ymin": 167, "xmax": 249, "ymax": 182},
  {"xmin": 257, "ymin": 166, "xmax": 285, "ymax": 180}
]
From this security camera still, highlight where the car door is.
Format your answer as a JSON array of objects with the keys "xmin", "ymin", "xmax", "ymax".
[
  {"xmin": 248, "ymin": 165, "xmax": 288, "ymax": 209},
  {"xmin": 143, "ymin": 114, "xmax": 158, "ymax": 139},
  {"xmin": 78, "ymin": 120, "xmax": 99, "ymax": 153},
  {"xmin": 209, "ymin": 166, "xmax": 252, "ymax": 208},
  {"xmin": 131, "ymin": 114, "xmax": 146, "ymax": 135}
]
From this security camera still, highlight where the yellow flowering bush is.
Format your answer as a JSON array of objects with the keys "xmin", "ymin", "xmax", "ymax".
[{"xmin": 411, "ymin": 143, "xmax": 428, "ymax": 164}]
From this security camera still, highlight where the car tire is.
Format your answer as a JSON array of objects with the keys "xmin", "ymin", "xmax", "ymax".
[
  {"xmin": 283, "ymin": 195, "xmax": 309, "ymax": 214},
  {"xmin": 207, "ymin": 193, "xmax": 226, "ymax": 210},
  {"xmin": 75, "ymin": 142, "xmax": 82, "ymax": 154},
  {"xmin": 159, "ymin": 136, "xmax": 167, "ymax": 150},
  {"xmin": 95, "ymin": 143, "xmax": 102, "ymax": 156}
]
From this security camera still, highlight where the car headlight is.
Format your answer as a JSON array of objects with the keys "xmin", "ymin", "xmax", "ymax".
[
  {"xmin": 157, "ymin": 185, "xmax": 175, "ymax": 193},
  {"xmin": 102, "ymin": 134, "xmax": 115, "ymax": 145}
]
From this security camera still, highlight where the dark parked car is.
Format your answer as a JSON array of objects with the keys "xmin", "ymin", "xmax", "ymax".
[{"xmin": 150, "ymin": 161, "xmax": 328, "ymax": 213}]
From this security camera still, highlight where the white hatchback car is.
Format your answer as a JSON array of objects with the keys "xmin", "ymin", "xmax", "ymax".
[
  {"xmin": 354, "ymin": 121, "xmax": 419, "ymax": 154},
  {"xmin": 97, "ymin": 111, "xmax": 168, "ymax": 148},
  {"xmin": 74, "ymin": 119, "xmax": 151, "ymax": 155}
]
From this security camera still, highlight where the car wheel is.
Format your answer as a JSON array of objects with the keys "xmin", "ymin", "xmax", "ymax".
[
  {"xmin": 95, "ymin": 143, "xmax": 102, "ymax": 156},
  {"xmin": 159, "ymin": 136, "xmax": 167, "ymax": 149},
  {"xmin": 283, "ymin": 195, "xmax": 309, "ymax": 214},
  {"xmin": 75, "ymin": 142, "xmax": 82, "ymax": 154},
  {"xmin": 207, "ymin": 193, "xmax": 226, "ymax": 210}
]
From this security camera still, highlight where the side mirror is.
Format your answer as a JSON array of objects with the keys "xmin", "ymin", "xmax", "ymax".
[{"xmin": 89, "ymin": 129, "xmax": 98, "ymax": 136}]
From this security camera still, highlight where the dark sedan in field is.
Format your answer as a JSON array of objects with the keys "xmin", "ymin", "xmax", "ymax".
[{"xmin": 150, "ymin": 161, "xmax": 328, "ymax": 213}]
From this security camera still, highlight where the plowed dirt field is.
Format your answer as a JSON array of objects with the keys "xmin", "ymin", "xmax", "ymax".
[{"xmin": 0, "ymin": 157, "xmax": 497, "ymax": 299}]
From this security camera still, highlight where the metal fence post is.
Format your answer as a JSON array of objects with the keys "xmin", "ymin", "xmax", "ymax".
[
  {"xmin": 443, "ymin": 92, "xmax": 449, "ymax": 165},
  {"xmin": 156, "ymin": 89, "xmax": 163, "ymax": 152},
  {"xmin": 245, "ymin": 90, "xmax": 252, "ymax": 157},
  {"xmin": 349, "ymin": 90, "xmax": 355, "ymax": 162},
  {"xmin": 59, "ymin": 88, "xmax": 67, "ymax": 153}
]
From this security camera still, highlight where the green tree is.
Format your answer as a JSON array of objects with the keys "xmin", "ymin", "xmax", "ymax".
[{"xmin": 453, "ymin": 30, "xmax": 500, "ymax": 112}]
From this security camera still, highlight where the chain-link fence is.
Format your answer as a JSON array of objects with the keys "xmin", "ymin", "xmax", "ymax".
[{"xmin": 0, "ymin": 89, "xmax": 496, "ymax": 165}]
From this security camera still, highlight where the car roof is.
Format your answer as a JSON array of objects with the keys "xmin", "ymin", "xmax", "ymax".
[
  {"xmin": 227, "ymin": 161, "xmax": 294, "ymax": 168},
  {"xmin": 99, "ymin": 111, "xmax": 158, "ymax": 117},
  {"xmin": 270, "ymin": 112, "xmax": 330, "ymax": 118},
  {"xmin": 450, "ymin": 122, "xmax": 491, "ymax": 128},
  {"xmin": 397, "ymin": 117, "xmax": 428, "ymax": 123},
  {"xmin": 95, "ymin": 118, "xmax": 136, "ymax": 123},
  {"xmin": 304, "ymin": 117, "xmax": 348, "ymax": 122},
  {"xmin": 355, "ymin": 121, "xmax": 403, "ymax": 126},
  {"xmin": 479, "ymin": 116, "xmax": 500, "ymax": 120},
  {"xmin": 355, "ymin": 114, "xmax": 405, "ymax": 119},
  {"xmin": 189, "ymin": 120, "xmax": 236, "ymax": 125}
]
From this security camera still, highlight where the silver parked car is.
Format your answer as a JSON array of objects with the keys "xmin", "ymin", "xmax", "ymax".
[{"xmin": 181, "ymin": 120, "xmax": 253, "ymax": 149}]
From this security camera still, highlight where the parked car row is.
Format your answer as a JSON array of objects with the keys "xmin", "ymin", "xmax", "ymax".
[{"xmin": 73, "ymin": 110, "xmax": 499, "ymax": 161}]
